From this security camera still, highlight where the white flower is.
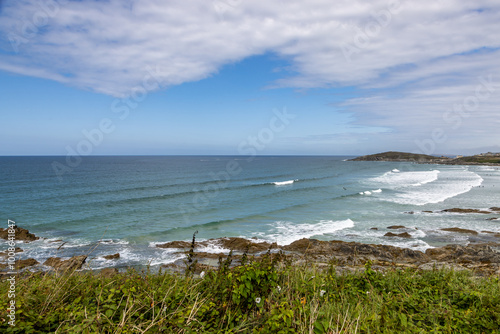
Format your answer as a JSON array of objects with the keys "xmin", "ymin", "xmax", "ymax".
[
  {"xmin": 320, "ymin": 290, "xmax": 326, "ymax": 297},
  {"xmin": 199, "ymin": 271, "xmax": 205, "ymax": 278},
  {"xmin": 255, "ymin": 297, "xmax": 261, "ymax": 304},
  {"xmin": 277, "ymin": 285, "xmax": 282, "ymax": 292}
]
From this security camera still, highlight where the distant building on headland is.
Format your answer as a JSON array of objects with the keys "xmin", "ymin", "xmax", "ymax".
[{"xmin": 478, "ymin": 152, "xmax": 500, "ymax": 157}]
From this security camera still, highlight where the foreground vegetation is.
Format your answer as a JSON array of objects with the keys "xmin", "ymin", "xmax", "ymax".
[{"xmin": 1, "ymin": 251, "xmax": 499, "ymax": 333}]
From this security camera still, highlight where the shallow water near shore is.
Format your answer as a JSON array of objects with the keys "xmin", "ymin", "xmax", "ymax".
[{"xmin": 1, "ymin": 156, "xmax": 499, "ymax": 270}]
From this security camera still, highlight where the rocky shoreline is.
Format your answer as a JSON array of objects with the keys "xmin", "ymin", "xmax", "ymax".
[{"xmin": 2, "ymin": 220, "xmax": 500, "ymax": 277}]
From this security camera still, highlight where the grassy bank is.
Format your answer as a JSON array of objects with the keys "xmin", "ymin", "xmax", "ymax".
[{"xmin": 1, "ymin": 252, "xmax": 499, "ymax": 333}]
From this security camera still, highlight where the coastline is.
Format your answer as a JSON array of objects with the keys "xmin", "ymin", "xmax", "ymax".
[{"xmin": 2, "ymin": 220, "xmax": 500, "ymax": 277}]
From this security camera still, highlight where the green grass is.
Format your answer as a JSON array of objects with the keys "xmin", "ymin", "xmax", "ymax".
[{"xmin": 1, "ymin": 254, "xmax": 499, "ymax": 333}]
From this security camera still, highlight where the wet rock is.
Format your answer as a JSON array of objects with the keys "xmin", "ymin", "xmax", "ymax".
[
  {"xmin": 0, "ymin": 226, "xmax": 39, "ymax": 242},
  {"xmin": 370, "ymin": 227, "xmax": 378, "ymax": 230},
  {"xmin": 442, "ymin": 208, "xmax": 491, "ymax": 214},
  {"xmin": 440, "ymin": 227, "xmax": 478, "ymax": 235},
  {"xmin": 404, "ymin": 211, "xmax": 414, "ymax": 214},
  {"xmin": 486, "ymin": 217, "xmax": 498, "ymax": 221},
  {"xmin": 16, "ymin": 258, "xmax": 39, "ymax": 269},
  {"xmin": 387, "ymin": 225, "xmax": 406, "ymax": 229},
  {"xmin": 422, "ymin": 211, "xmax": 433, "ymax": 213},
  {"xmin": 44, "ymin": 255, "xmax": 87, "ymax": 271},
  {"xmin": 103, "ymin": 253, "xmax": 120, "ymax": 260},
  {"xmin": 156, "ymin": 240, "xmax": 192, "ymax": 249},
  {"xmin": 490, "ymin": 207, "xmax": 500, "ymax": 212},
  {"xmin": 384, "ymin": 232, "xmax": 412, "ymax": 238}
]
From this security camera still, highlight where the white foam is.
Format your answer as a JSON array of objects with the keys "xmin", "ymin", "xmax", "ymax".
[
  {"xmin": 371, "ymin": 170, "xmax": 440, "ymax": 188},
  {"xmin": 266, "ymin": 219, "xmax": 355, "ymax": 245},
  {"xmin": 387, "ymin": 169, "xmax": 483, "ymax": 206},
  {"xmin": 392, "ymin": 169, "xmax": 400, "ymax": 173},
  {"xmin": 372, "ymin": 189, "xmax": 382, "ymax": 193},
  {"xmin": 274, "ymin": 180, "xmax": 296, "ymax": 186},
  {"xmin": 197, "ymin": 240, "xmax": 231, "ymax": 254},
  {"xmin": 364, "ymin": 191, "xmax": 372, "ymax": 195}
]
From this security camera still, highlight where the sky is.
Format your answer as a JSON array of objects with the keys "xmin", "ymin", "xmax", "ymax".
[{"xmin": 1, "ymin": 0, "xmax": 500, "ymax": 156}]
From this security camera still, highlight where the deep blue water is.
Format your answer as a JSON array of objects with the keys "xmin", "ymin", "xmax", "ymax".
[{"xmin": 1, "ymin": 156, "xmax": 499, "ymax": 270}]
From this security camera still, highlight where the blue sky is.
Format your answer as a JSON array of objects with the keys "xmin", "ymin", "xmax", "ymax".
[{"xmin": 1, "ymin": 0, "xmax": 500, "ymax": 156}]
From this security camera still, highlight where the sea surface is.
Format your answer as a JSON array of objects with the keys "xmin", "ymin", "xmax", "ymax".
[{"xmin": 1, "ymin": 156, "xmax": 500, "ymax": 270}]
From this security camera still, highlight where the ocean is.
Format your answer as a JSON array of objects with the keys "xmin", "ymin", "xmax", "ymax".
[{"xmin": 1, "ymin": 156, "xmax": 499, "ymax": 270}]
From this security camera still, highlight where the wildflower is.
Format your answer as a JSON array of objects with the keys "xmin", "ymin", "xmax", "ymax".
[
  {"xmin": 300, "ymin": 297, "xmax": 306, "ymax": 305},
  {"xmin": 200, "ymin": 271, "xmax": 205, "ymax": 278},
  {"xmin": 320, "ymin": 290, "xmax": 326, "ymax": 297},
  {"xmin": 255, "ymin": 297, "xmax": 261, "ymax": 304},
  {"xmin": 277, "ymin": 285, "xmax": 282, "ymax": 292}
]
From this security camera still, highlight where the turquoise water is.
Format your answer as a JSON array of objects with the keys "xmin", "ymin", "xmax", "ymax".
[{"xmin": 1, "ymin": 156, "xmax": 499, "ymax": 269}]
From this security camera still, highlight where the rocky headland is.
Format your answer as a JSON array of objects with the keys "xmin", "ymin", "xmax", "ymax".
[{"xmin": 349, "ymin": 151, "xmax": 500, "ymax": 166}]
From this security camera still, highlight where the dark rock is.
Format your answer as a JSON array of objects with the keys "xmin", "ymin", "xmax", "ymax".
[
  {"xmin": 422, "ymin": 211, "xmax": 433, "ymax": 213},
  {"xmin": 99, "ymin": 268, "xmax": 119, "ymax": 277},
  {"xmin": 370, "ymin": 227, "xmax": 378, "ymax": 230},
  {"xmin": 486, "ymin": 217, "xmax": 498, "ymax": 221},
  {"xmin": 156, "ymin": 241, "xmax": 192, "ymax": 249},
  {"xmin": 103, "ymin": 253, "xmax": 120, "ymax": 260},
  {"xmin": 44, "ymin": 255, "xmax": 87, "ymax": 271},
  {"xmin": 387, "ymin": 225, "xmax": 406, "ymax": 229},
  {"xmin": 16, "ymin": 258, "xmax": 39, "ymax": 269},
  {"xmin": 216, "ymin": 237, "xmax": 275, "ymax": 253},
  {"xmin": 384, "ymin": 232, "xmax": 412, "ymax": 238},
  {"xmin": 441, "ymin": 227, "xmax": 478, "ymax": 235},
  {"xmin": 0, "ymin": 226, "xmax": 39, "ymax": 242},
  {"xmin": 490, "ymin": 207, "xmax": 500, "ymax": 212},
  {"xmin": 442, "ymin": 208, "xmax": 491, "ymax": 214}
]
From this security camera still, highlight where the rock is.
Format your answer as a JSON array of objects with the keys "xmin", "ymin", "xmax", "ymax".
[
  {"xmin": 422, "ymin": 211, "xmax": 433, "ymax": 213},
  {"xmin": 283, "ymin": 239, "xmax": 428, "ymax": 264},
  {"xmin": 48, "ymin": 239, "xmax": 63, "ymax": 243},
  {"xmin": 490, "ymin": 207, "xmax": 500, "ymax": 212},
  {"xmin": 404, "ymin": 211, "xmax": 414, "ymax": 214},
  {"xmin": 370, "ymin": 227, "xmax": 378, "ymax": 230},
  {"xmin": 384, "ymin": 232, "xmax": 412, "ymax": 238},
  {"xmin": 0, "ymin": 247, "xmax": 23, "ymax": 257},
  {"xmin": 442, "ymin": 208, "xmax": 491, "ymax": 214},
  {"xmin": 0, "ymin": 226, "xmax": 39, "ymax": 242},
  {"xmin": 44, "ymin": 255, "xmax": 87, "ymax": 271},
  {"xmin": 418, "ymin": 262, "xmax": 467, "ymax": 272},
  {"xmin": 103, "ymin": 253, "xmax": 120, "ymax": 260},
  {"xmin": 216, "ymin": 237, "xmax": 275, "ymax": 253},
  {"xmin": 425, "ymin": 244, "xmax": 500, "ymax": 264},
  {"xmin": 486, "ymin": 217, "xmax": 498, "ymax": 221},
  {"xmin": 16, "ymin": 258, "xmax": 39, "ymax": 269},
  {"xmin": 387, "ymin": 225, "xmax": 406, "ymax": 229},
  {"xmin": 440, "ymin": 227, "xmax": 478, "ymax": 235},
  {"xmin": 99, "ymin": 268, "xmax": 118, "ymax": 277},
  {"xmin": 156, "ymin": 240, "xmax": 192, "ymax": 249}
]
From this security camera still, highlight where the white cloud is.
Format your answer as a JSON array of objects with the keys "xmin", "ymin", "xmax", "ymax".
[{"xmin": 1, "ymin": 0, "xmax": 499, "ymax": 153}]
